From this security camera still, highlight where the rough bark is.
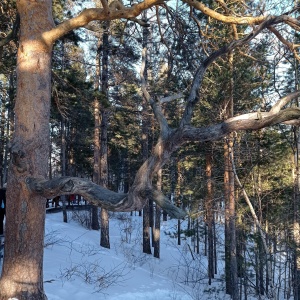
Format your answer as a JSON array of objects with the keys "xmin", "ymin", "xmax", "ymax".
[
  {"xmin": 140, "ymin": 10, "xmax": 152, "ymax": 254},
  {"xmin": 99, "ymin": 17, "xmax": 110, "ymax": 248},
  {"xmin": 0, "ymin": 1, "xmax": 53, "ymax": 298},
  {"xmin": 91, "ymin": 38, "xmax": 101, "ymax": 231}
]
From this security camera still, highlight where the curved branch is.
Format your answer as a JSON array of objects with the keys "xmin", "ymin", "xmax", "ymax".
[
  {"xmin": 43, "ymin": 0, "xmax": 163, "ymax": 44},
  {"xmin": 183, "ymin": 0, "xmax": 265, "ymax": 25},
  {"xmin": 26, "ymin": 176, "xmax": 185, "ymax": 219},
  {"xmin": 268, "ymin": 26, "xmax": 300, "ymax": 61},
  {"xmin": 180, "ymin": 107, "xmax": 300, "ymax": 143},
  {"xmin": 150, "ymin": 98, "xmax": 170, "ymax": 138},
  {"xmin": 26, "ymin": 176, "xmax": 128, "ymax": 208},
  {"xmin": 183, "ymin": 0, "xmax": 300, "ymax": 28},
  {"xmin": 270, "ymin": 90, "xmax": 300, "ymax": 113}
]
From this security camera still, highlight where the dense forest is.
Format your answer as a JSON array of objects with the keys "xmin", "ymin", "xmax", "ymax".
[{"xmin": 1, "ymin": 0, "xmax": 300, "ymax": 299}]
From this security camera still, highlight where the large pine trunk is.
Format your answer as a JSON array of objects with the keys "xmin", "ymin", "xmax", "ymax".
[{"xmin": 0, "ymin": 1, "xmax": 53, "ymax": 299}]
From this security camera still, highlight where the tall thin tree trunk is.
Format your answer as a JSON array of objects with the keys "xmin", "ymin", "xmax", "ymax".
[
  {"xmin": 140, "ymin": 10, "xmax": 152, "ymax": 255},
  {"xmin": 228, "ymin": 138, "xmax": 238, "ymax": 300},
  {"xmin": 224, "ymin": 51, "xmax": 238, "ymax": 299},
  {"xmin": 257, "ymin": 154, "xmax": 265, "ymax": 296},
  {"xmin": 61, "ymin": 117, "xmax": 68, "ymax": 223},
  {"xmin": 213, "ymin": 215, "xmax": 217, "ymax": 275},
  {"xmin": 177, "ymin": 159, "xmax": 182, "ymax": 246},
  {"xmin": 294, "ymin": 126, "xmax": 300, "ymax": 300},
  {"xmin": 99, "ymin": 109, "xmax": 110, "ymax": 248},
  {"xmin": 91, "ymin": 38, "xmax": 102, "ymax": 231},
  {"xmin": 205, "ymin": 142, "xmax": 214, "ymax": 285},
  {"xmin": 153, "ymin": 168, "xmax": 162, "ymax": 258},
  {"xmin": 99, "ymin": 18, "xmax": 110, "ymax": 248}
]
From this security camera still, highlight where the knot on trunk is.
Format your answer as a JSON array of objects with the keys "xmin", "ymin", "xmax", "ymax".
[{"xmin": 11, "ymin": 146, "xmax": 27, "ymax": 173}]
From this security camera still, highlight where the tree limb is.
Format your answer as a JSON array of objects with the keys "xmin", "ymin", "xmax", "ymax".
[
  {"xmin": 180, "ymin": 107, "xmax": 300, "ymax": 143},
  {"xmin": 150, "ymin": 98, "xmax": 170, "ymax": 139},
  {"xmin": 43, "ymin": 0, "xmax": 163, "ymax": 45},
  {"xmin": 160, "ymin": 92, "xmax": 184, "ymax": 103},
  {"xmin": 268, "ymin": 26, "xmax": 300, "ymax": 61},
  {"xmin": 26, "ymin": 176, "xmax": 186, "ymax": 219},
  {"xmin": 179, "ymin": 16, "xmax": 280, "ymax": 128},
  {"xmin": 182, "ymin": 0, "xmax": 299, "ymax": 28},
  {"xmin": 270, "ymin": 90, "xmax": 300, "ymax": 113}
]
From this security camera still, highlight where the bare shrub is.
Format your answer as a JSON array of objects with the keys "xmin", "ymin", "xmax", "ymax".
[
  {"xmin": 44, "ymin": 230, "xmax": 65, "ymax": 248},
  {"xmin": 69, "ymin": 209, "xmax": 92, "ymax": 229},
  {"xmin": 59, "ymin": 260, "xmax": 129, "ymax": 292}
]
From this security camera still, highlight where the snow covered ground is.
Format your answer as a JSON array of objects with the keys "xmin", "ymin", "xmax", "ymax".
[{"xmin": 43, "ymin": 210, "xmax": 230, "ymax": 300}]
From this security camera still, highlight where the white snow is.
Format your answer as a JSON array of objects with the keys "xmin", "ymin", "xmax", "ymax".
[{"xmin": 42, "ymin": 210, "xmax": 229, "ymax": 300}]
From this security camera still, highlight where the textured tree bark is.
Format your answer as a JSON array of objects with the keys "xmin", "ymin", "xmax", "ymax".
[
  {"xmin": 224, "ymin": 51, "xmax": 238, "ymax": 300},
  {"xmin": 140, "ymin": 10, "xmax": 152, "ymax": 254},
  {"xmin": 0, "ymin": 1, "xmax": 53, "ymax": 299},
  {"xmin": 91, "ymin": 38, "xmax": 101, "ymax": 231},
  {"xmin": 92, "ymin": 96, "xmax": 101, "ymax": 229},
  {"xmin": 99, "ymin": 17, "xmax": 111, "ymax": 248}
]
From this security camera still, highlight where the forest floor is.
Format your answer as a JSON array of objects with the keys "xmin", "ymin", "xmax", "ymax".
[{"xmin": 43, "ymin": 210, "xmax": 231, "ymax": 300}]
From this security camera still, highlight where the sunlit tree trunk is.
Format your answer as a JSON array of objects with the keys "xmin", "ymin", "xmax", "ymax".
[
  {"xmin": 224, "ymin": 51, "xmax": 238, "ymax": 299},
  {"xmin": 91, "ymin": 39, "xmax": 102, "ymax": 231},
  {"xmin": 0, "ymin": 1, "xmax": 53, "ymax": 298}
]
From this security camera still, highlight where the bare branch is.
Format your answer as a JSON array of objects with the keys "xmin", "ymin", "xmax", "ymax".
[
  {"xmin": 101, "ymin": 0, "xmax": 109, "ymax": 12},
  {"xmin": 43, "ymin": 0, "xmax": 163, "ymax": 44},
  {"xmin": 268, "ymin": 26, "xmax": 300, "ymax": 61},
  {"xmin": 180, "ymin": 107, "xmax": 300, "ymax": 143},
  {"xmin": 183, "ymin": 0, "xmax": 300, "ymax": 29},
  {"xmin": 183, "ymin": 0, "xmax": 266, "ymax": 25},
  {"xmin": 140, "ymin": 48, "xmax": 151, "ymax": 102},
  {"xmin": 179, "ymin": 16, "xmax": 277, "ymax": 128},
  {"xmin": 160, "ymin": 92, "xmax": 184, "ymax": 103},
  {"xmin": 149, "ymin": 98, "xmax": 170, "ymax": 138},
  {"xmin": 270, "ymin": 90, "xmax": 300, "ymax": 113},
  {"xmin": 26, "ymin": 176, "xmax": 185, "ymax": 219}
]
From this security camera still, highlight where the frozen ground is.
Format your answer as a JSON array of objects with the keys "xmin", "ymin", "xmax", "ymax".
[{"xmin": 43, "ymin": 210, "xmax": 229, "ymax": 300}]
